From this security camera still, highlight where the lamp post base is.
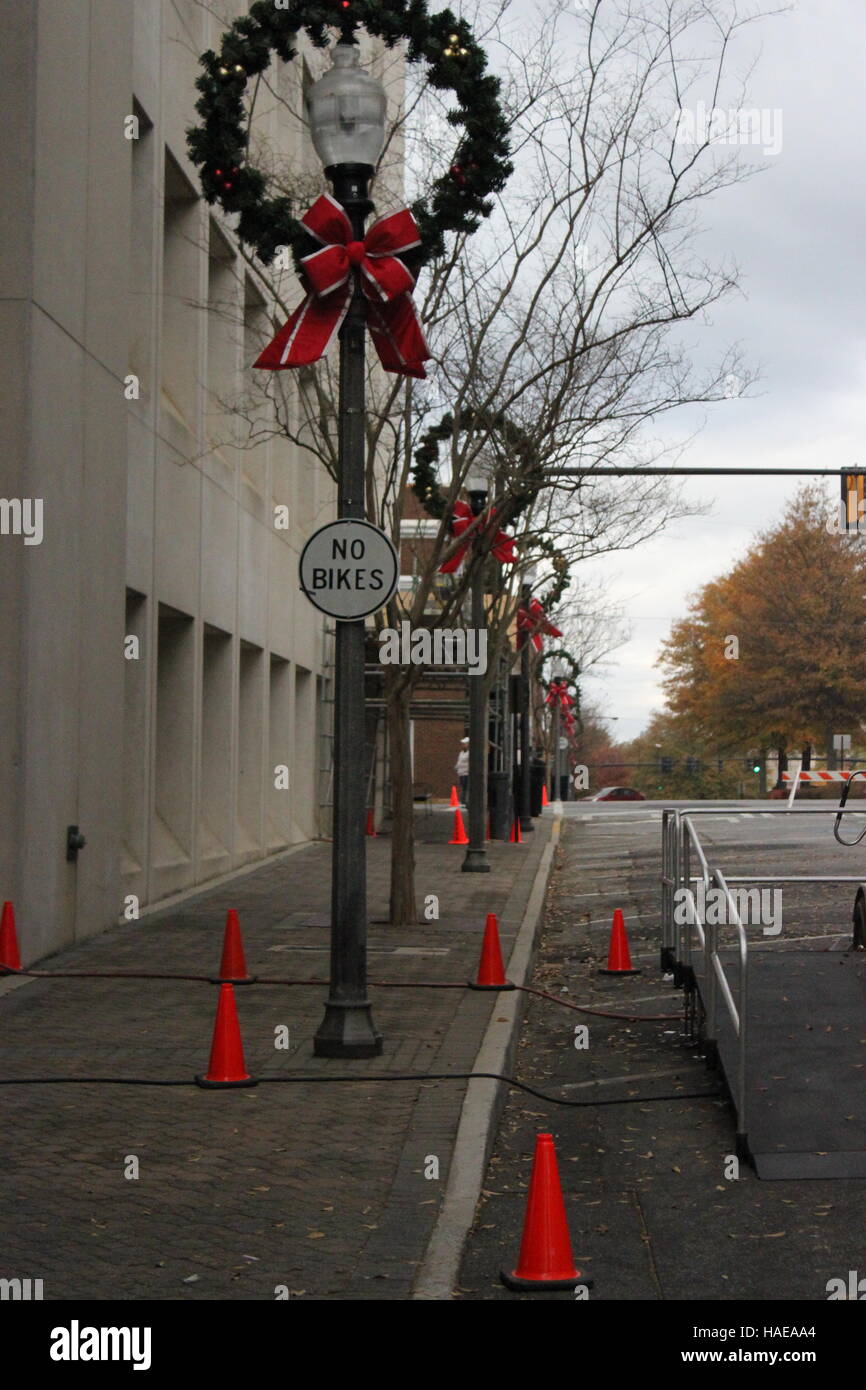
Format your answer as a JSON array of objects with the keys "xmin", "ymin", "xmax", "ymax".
[
  {"xmin": 313, "ymin": 1000, "xmax": 383, "ymax": 1058},
  {"xmin": 461, "ymin": 847, "xmax": 491, "ymax": 873}
]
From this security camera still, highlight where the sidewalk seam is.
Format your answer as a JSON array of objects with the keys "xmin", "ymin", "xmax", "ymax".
[{"xmin": 410, "ymin": 815, "xmax": 561, "ymax": 1299}]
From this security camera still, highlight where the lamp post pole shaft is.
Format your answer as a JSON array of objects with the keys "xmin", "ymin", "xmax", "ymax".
[
  {"xmin": 314, "ymin": 171, "xmax": 382, "ymax": 1058},
  {"xmin": 519, "ymin": 636, "xmax": 533, "ymax": 831},
  {"xmin": 462, "ymin": 553, "xmax": 490, "ymax": 872}
]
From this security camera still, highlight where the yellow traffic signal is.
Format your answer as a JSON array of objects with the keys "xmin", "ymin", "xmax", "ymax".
[{"xmin": 841, "ymin": 471, "xmax": 865, "ymax": 531}]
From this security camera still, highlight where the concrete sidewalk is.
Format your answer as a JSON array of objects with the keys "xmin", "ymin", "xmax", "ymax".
[{"xmin": 0, "ymin": 813, "xmax": 553, "ymax": 1301}]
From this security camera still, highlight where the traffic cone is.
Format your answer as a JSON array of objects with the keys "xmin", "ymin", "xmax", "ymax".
[
  {"xmin": 469, "ymin": 913, "xmax": 515, "ymax": 991},
  {"xmin": 196, "ymin": 984, "xmax": 257, "ymax": 1088},
  {"xmin": 0, "ymin": 901, "xmax": 21, "ymax": 971},
  {"xmin": 449, "ymin": 806, "xmax": 469, "ymax": 845},
  {"xmin": 508, "ymin": 816, "xmax": 523, "ymax": 844},
  {"xmin": 218, "ymin": 909, "xmax": 255, "ymax": 984},
  {"xmin": 450, "ymin": 785, "xmax": 460, "ymax": 808},
  {"xmin": 598, "ymin": 908, "xmax": 641, "ymax": 976},
  {"xmin": 542, "ymin": 783, "xmax": 549, "ymax": 807},
  {"xmin": 501, "ymin": 1134, "xmax": 591, "ymax": 1291},
  {"xmin": 365, "ymin": 808, "xmax": 377, "ymax": 838}
]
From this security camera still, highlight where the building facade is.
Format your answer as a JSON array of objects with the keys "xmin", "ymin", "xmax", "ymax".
[{"xmin": 2, "ymin": 1, "xmax": 400, "ymax": 962}]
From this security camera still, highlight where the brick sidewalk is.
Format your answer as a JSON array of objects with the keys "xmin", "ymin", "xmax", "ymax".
[{"xmin": 0, "ymin": 814, "xmax": 552, "ymax": 1301}]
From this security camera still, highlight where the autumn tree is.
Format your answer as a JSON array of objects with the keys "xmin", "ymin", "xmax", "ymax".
[{"xmin": 658, "ymin": 487, "xmax": 866, "ymax": 775}]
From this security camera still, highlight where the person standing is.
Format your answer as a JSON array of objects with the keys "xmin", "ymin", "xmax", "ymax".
[{"xmin": 455, "ymin": 736, "xmax": 470, "ymax": 806}]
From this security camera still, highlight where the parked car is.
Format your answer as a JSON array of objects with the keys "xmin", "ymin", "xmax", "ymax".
[{"xmin": 582, "ymin": 787, "xmax": 646, "ymax": 802}]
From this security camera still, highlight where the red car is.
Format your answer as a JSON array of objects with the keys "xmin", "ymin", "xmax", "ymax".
[{"xmin": 583, "ymin": 787, "xmax": 646, "ymax": 802}]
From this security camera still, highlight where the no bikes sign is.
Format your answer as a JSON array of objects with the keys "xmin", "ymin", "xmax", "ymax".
[{"xmin": 299, "ymin": 519, "xmax": 399, "ymax": 621}]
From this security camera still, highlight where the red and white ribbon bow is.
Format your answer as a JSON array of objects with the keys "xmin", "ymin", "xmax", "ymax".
[
  {"xmin": 546, "ymin": 680, "xmax": 574, "ymax": 709},
  {"xmin": 518, "ymin": 598, "xmax": 563, "ymax": 652},
  {"xmin": 438, "ymin": 499, "xmax": 517, "ymax": 574},
  {"xmin": 254, "ymin": 194, "xmax": 430, "ymax": 379}
]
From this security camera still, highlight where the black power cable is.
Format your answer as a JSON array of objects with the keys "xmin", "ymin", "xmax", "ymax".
[{"xmin": 0, "ymin": 1070, "xmax": 722, "ymax": 1107}]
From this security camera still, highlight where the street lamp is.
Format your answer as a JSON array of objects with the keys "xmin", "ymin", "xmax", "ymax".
[
  {"xmin": 462, "ymin": 461, "xmax": 491, "ymax": 873},
  {"xmin": 308, "ymin": 40, "xmax": 385, "ymax": 1058},
  {"xmin": 550, "ymin": 663, "xmax": 565, "ymax": 805},
  {"xmin": 518, "ymin": 581, "xmax": 534, "ymax": 834}
]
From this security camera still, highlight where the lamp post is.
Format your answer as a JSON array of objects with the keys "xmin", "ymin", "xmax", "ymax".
[
  {"xmin": 462, "ymin": 465, "xmax": 491, "ymax": 873},
  {"xmin": 550, "ymin": 664, "xmax": 564, "ymax": 805},
  {"xmin": 308, "ymin": 39, "xmax": 385, "ymax": 1058},
  {"xmin": 518, "ymin": 582, "xmax": 534, "ymax": 833}
]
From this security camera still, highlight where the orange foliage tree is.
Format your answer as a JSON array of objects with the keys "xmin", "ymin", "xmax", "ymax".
[{"xmin": 657, "ymin": 488, "xmax": 866, "ymax": 768}]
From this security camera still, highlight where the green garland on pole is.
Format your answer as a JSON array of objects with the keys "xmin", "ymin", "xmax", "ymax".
[
  {"xmin": 411, "ymin": 408, "xmax": 544, "ymax": 518},
  {"xmin": 187, "ymin": 0, "xmax": 512, "ymax": 268}
]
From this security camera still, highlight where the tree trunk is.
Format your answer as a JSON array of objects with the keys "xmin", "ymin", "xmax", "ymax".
[{"xmin": 387, "ymin": 672, "xmax": 418, "ymax": 925}]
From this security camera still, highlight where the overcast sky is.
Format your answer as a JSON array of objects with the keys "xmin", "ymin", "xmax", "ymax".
[{"xmin": 555, "ymin": 0, "xmax": 866, "ymax": 737}]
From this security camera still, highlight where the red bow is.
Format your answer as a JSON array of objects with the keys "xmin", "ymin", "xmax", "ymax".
[
  {"xmin": 546, "ymin": 680, "xmax": 574, "ymax": 709},
  {"xmin": 518, "ymin": 598, "xmax": 563, "ymax": 652},
  {"xmin": 439, "ymin": 500, "xmax": 517, "ymax": 574},
  {"xmin": 254, "ymin": 194, "xmax": 430, "ymax": 379}
]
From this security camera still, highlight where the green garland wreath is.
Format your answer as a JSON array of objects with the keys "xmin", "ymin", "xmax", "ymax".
[
  {"xmin": 412, "ymin": 407, "xmax": 570, "ymax": 611},
  {"xmin": 186, "ymin": 0, "xmax": 512, "ymax": 268},
  {"xmin": 412, "ymin": 407, "xmax": 545, "ymax": 522}
]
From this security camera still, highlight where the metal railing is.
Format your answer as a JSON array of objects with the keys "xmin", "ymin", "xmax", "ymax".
[{"xmin": 660, "ymin": 804, "xmax": 866, "ymax": 1156}]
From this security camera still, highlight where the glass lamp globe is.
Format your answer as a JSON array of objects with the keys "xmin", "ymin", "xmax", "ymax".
[{"xmin": 306, "ymin": 42, "xmax": 387, "ymax": 172}]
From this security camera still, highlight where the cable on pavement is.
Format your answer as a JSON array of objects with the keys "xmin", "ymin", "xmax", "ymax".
[{"xmin": 0, "ymin": 1070, "xmax": 722, "ymax": 1107}]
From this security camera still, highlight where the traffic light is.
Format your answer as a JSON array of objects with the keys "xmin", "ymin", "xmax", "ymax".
[
  {"xmin": 660, "ymin": 756, "xmax": 673, "ymax": 775},
  {"xmin": 841, "ymin": 471, "xmax": 866, "ymax": 532},
  {"xmin": 685, "ymin": 756, "xmax": 698, "ymax": 774},
  {"xmin": 752, "ymin": 760, "xmax": 761, "ymax": 774}
]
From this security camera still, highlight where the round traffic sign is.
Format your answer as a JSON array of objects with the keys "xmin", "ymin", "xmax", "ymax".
[{"xmin": 299, "ymin": 519, "xmax": 399, "ymax": 620}]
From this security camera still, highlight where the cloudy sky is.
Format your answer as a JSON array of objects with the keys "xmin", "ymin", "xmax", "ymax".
[{"xmin": 558, "ymin": 0, "xmax": 866, "ymax": 736}]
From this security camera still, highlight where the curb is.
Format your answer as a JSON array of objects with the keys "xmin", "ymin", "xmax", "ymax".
[{"xmin": 411, "ymin": 814, "xmax": 562, "ymax": 1299}]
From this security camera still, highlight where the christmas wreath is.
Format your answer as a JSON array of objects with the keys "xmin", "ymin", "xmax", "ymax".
[
  {"xmin": 186, "ymin": 0, "xmax": 512, "ymax": 270},
  {"xmin": 412, "ymin": 408, "xmax": 545, "ymax": 519}
]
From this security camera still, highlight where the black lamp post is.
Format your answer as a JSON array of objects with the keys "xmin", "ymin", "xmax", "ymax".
[
  {"xmin": 462, "ymin": 466, "xmax": 491, "ymax": 873},
  {"xmin": 518, "ymin": 582, "xmax": 534, "ymax": 833},
  {"xmin": 308, "ymin": 40, "xmax": 384, "ymax": 1058},
  {"xmin": 550, "ymin": 663, "xmax": 565, "ymax": 806}
]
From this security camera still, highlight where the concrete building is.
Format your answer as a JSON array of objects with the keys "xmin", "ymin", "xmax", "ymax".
[{"xmin": 1, "ymin": 1, "xmax": 400, "ymax": 962}]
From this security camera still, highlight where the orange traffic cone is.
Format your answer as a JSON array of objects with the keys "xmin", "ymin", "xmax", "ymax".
[
  {"xmin": 218, "ymin": 909, "xmax": 255, "ymax": 984},
  {"xmin": 542, "ymin": 783, "xmax": 549, "ymax": 807},
  {"xmin": 469, "ymin": 913, "xmax": 515, "ymax": 991},
  {"xmin": 598, "ymin": 908, "xmax": 641, "ymax": 976},
  {"xmin": 0, "ymin": 901, "xmax": 21, "ymax": 971},
  {"xmin": 508, "ymin": 816, "xmax": 523, "ymax": 844},
  {"xmin": 450, "ymin": 785, "xmax": 460, "ymax": 808},
  {"xmin": 501, "ymin": 1134, "xmax": 591, "ymax": 1291},
  {"xmin": 365, "ymin": 808, "xmax": 377, "ymax": 838},
  {"xmin": 196, "ymin": 983, "xmax": 257, "ymax": 1088},
  {"xmin": 449, "ymin": 806, "xmax": 469, "ymax": 845}
]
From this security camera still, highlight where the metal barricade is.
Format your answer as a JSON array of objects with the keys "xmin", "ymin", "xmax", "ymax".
[{"xmin": 659, "ymin": 804, "xmax": 866, "ymax": 1158}]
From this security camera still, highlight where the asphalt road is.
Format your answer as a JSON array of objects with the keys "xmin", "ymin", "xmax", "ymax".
[{"xmin": 457, "ymin": 800, "xmax": 866, "ymax": 1303}]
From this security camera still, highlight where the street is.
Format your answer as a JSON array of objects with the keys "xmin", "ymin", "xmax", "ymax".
[{"xmin": 458, "ymin": 801, "xmax": 866, "ymax": 1300}]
